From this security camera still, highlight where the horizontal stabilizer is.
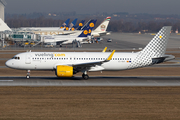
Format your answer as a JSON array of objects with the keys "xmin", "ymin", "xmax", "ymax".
[{"xmin": 152, "ymin": 55, "xmax": 175, "ymax": 64}]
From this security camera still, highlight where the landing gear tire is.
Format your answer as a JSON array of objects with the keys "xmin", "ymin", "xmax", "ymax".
[
  {"xmin": 26, "ymin": 75, "xmax": 30, "ymax": 79},
  {"xmin": 26, "ymin": 70, "xmax": 30, "ymax": 79},
  {"xmin": 82, "ymin": 74, "xmax": 89, "ymax": 80}
]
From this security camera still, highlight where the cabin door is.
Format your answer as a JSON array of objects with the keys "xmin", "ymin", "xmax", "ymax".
[{"xmin": 25, "ymin": 54, "xmax": 31, "ymax": 64}]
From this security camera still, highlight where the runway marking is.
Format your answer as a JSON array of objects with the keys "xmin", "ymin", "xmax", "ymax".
[{"xmin": 0, "ymin": 80, "xmax": 14, "ymax": 82}]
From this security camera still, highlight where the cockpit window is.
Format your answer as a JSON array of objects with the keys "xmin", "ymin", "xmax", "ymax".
[{"xmin": 12, "ymin": 56, "xmax": 20, "ymax": 60}]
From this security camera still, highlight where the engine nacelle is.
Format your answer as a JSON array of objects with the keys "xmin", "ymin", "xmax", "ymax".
[{"xmin": 55, "ymin": 65, "xmax": 73, "ymax": 77}]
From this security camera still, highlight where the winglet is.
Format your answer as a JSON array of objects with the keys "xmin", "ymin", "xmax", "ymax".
[
  {"xmin": 102, "ymin": 47, "xmax": 107, "ymax": 53},
  {"xmin": 106, "ymin": 50, "xmax": 115, "ymax": 61}
]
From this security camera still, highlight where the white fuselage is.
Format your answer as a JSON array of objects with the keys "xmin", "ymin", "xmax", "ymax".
[
  {"xmin": 20, "ymin": 27, "xmax": 64, "ymax": 31},
  {"xmin": 6, "ymin": 52, "xmax": 143, "ymax": 71},
  {"xmin": 42, "ymin": 35, "xmax": 87, "ymax": 44}
]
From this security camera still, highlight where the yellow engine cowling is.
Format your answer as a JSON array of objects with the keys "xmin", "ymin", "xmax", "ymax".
[{"xmin": 56, "ymin": 65, "xmax": 73, "ymax": 77}]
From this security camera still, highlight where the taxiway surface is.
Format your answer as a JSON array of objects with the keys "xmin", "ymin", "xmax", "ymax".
[{"xmin": 0, "ymin": 76, "xmax": 180, "ymax": 86}]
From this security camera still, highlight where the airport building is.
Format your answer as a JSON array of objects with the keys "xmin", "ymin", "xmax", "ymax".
[{"xmin": 0, "ymin": 0, "xmax": 6, "ymax": 21}]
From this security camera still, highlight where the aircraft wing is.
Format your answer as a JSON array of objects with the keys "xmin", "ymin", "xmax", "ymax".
[{"xmin": 54, "ymin": 50, "xmax": 115, "ymax": 72}]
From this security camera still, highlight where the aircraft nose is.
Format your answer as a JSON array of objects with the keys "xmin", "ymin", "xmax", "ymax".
[{"xmin": 5, "ymin": 60, "xmax": 13, "ymax": 68}]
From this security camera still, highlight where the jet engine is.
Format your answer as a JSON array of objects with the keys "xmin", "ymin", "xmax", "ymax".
[{"xmin": 55, "ymin": 65, "xmax": 73, "ymax": 77}]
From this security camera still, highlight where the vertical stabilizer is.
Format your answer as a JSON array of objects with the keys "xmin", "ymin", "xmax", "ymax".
[
  {"xmin": 127, "ymin": 26, "xmax": 172, "ymax": 69},
  {"xmin": 0, "ymin": 18, "xmax": 12, "ymax": 31},
  {"xmin": 78, "ymin": 27, "xmax": 93, "ymax": 37},
  {"xmin": 93, "ymin": 17, "xmax": 111, "ymax": 32},
  {"xmin": 75, "ymin": 20, "xmax": 85, "ymax": 30},
  {"xmin": 60, "ymin": 18, "xmax": 70, "ymax": 29},
  {"xmin": 141, "ymin": 26, "xmax": 172, "ymax": 58}
]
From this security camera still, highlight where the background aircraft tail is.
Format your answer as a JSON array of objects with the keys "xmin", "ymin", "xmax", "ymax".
[
  {"xmin": 0, "ymin": 18, "xmax": 12, "ymax": 31},
  {"xmin": 81, "ymin": 19, "xmax": 94, "ymax": 30},
  {"xmin": 81, "ymin": 20, "xmax": 97, "ymax": 30},
  {"xmin": 78, "ymin": 26, "xmax": 93, "ymax": 37},
  {"xmin": 60, "ymin": 18, "xmax": 70, "ymax": 29},
  {"xmin": 75, "ymin": 20, "xmax": 85, "ymax": 30},
  {"xmin": 93, "ymin": 17, "xmax": 111, "ymax": 32},
  {"xmin": 64, "ymin": 18, "xmax": 78, "ymax": 31}
]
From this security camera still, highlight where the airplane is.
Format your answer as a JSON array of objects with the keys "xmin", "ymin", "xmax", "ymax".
[
  {"xmin": 42, "ymin": 20, "xmax": 97, "ymax": 45},
  {"xmin": 20, "ymin": 18, "xmax": 70, "ymax": 31},
  {"xmin": 0, "ymin": 18, "xmax": 12, "ymax": 31},
  {"xmin": 32, "ymin": 17, "xmax": 110, "ymax": 36},
  {"xmin": 43, "ymin": 25, "xmax": 93, "ymax": 45},
  {"xmin": 5, "ymin": 26, "xmax": 174, "ymax": 80},
  {"xmin": 67, "ymin": 17, "xmax": 111, "ymax": 37}
]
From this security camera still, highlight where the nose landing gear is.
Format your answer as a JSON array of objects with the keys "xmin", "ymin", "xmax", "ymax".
[{"xmin": 26, "ymin": 70, "xmax": 30, "ymax": 79}]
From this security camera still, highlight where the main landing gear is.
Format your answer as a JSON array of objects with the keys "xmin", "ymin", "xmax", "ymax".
[
  {"xmin": 26, "ymin": 70, "xmax": 30, "ymax": 79},
  {"xmin": 82, "ymin": 71, "xmax": 89, "ymax": 80}
]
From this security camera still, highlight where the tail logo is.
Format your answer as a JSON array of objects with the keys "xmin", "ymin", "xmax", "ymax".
[
  {"xmin": 159, "ymin": 36, "xmax": 162, "ymax": 38},
  {"xmin": 79, "ymin": 23, "xmax": 83, "ymax": 26},
  {"xmin": 66, "ymin": 27, "xmax": 69, "ymax": 30},
  {"xmin": 101, "ymin": 25, "xmax": 106, "ymax": 31},
  {"xmin": 89, "ymin": 29, "xmax": 91, "ymax": 33},
  {"xmin": 89, "ymin": 23, "xmax": 94, "ymax": 28},
  {"xmin": 71, "ymin": 28, "xmax": 75, "ymax": 31},
  {"xmin": 83, "ymin": 30, "xmax": 88, "ymax": 35}
]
